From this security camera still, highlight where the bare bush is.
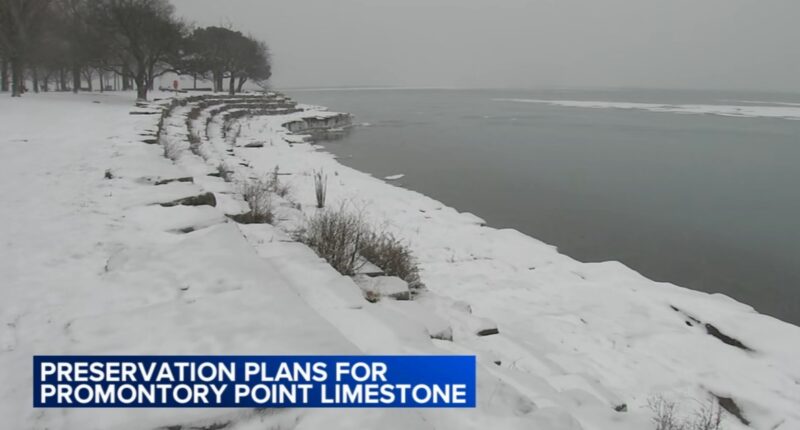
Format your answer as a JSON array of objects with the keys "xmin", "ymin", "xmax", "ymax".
[
  {"xmin": 314, "ymin": 170, "xmax": 327, "ymax": 208},
  {"xmin": 275, "ymin": 182, "xmax": 291, "ymax": 198},
  {"xmin": 296, "ymin": 207, "xmax": 423, "ymax": 289},
  {"xmin": 648, "ymin": 396, "xmax": 725, "ymax": 430},
  {"xmin": 296, "ymin": 206, "xmax": 366, "ymax": 276},
  {"xmin": 239, "ymin": 177, "xmax": 273, "ymax": 224},
  {"xmin": 361, "ymin": 231, "xmax": 424, "ymax": 292},
  {"xmin": 222, "ymin": 118, "xmax": 243, "ymax": 144},
  {"xmin": 216, "ymin": 163, "xmax": 233, "ymax": 182},
  {"xmin": 690, "ymin": 400, "xmax": 723, "ymax": 430},
  {"xmin": 649, "ymin": 397, "xmax": 682, "ymax": 430},
  {"xmin": 268, "ymin": 166, "xmax": 291, "ymax": 198}
]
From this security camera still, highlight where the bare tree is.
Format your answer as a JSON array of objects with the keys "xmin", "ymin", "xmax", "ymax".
[
  {"xmin": 1, "ymin": 49, "xmax": 8, "ymax": 92},
  {"xmin": 0, "ymin": 0, "xmax": 269, "ymax": 99},
  {"xmin": 236, "ymin": 38, "xmax": 271, "ymax": 93},
  {"xmin": 0, "ymin": 0, "xmax": 52, "ymax": 96},
  {"xmin": 89, "ymin": 0, "xmax": 183, "ymax": 100},
  {"xmin": 26, "ymin": 2, "xmax": 73, "ymax": 92},
  {"xmin": 179, "ymin": 26, "xmax": 228, "ymax": 91},
  {"xmin": 51, "ymin": 0, "xmax": 94, "ymax": 93},
  {"xmin": 182, "ymin": 26, "xmax": 238, "ymax": 93},
  {"xmin": 181, "ymin": 26, "xmax": 271, "ymax": 95}
]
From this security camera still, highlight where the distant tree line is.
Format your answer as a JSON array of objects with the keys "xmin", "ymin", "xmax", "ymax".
[{"xmin": 0, "ymin": 0, "xmax": 271, "ymax": 100}]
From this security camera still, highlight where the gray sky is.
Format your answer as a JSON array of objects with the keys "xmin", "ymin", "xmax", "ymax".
[{"xmin": 171, "ymin": 0, "xmax": 800, "ymax": 92}]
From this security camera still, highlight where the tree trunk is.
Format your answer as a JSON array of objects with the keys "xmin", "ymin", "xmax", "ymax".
[
  {"xmin": 213, "ymin": 71, "xmax": 224, "ymax": 93},
  {"xmin": 237, "ymin": 76, "xmax": 247, "ymax": 93},
  {"xmin": 11, "ymin": 57, "xmax": 23, "ymax": 97},
  {"xmin": 1, "ymin": 58, "xmax": 8, "ymax": 92},
  {"xmin": 228, "ymin": 73, "xmax": 235, "ymax": 95},
  {"xmin": 99, "ymin": 71, "xmax": 104, "ymax": 92},
  {"xmin": 136, "ymin": 83, "xmax": 147, "ymax": 100},
  {"xmin": 59, "ymin": 68, "xmax": 67, "ymax": 91},
  {"xmin": 135, "ymin": 67, "xmax": 148, "ymax": 100},
  {"xmin": 122, "ymin": 71, "xmax": 131, "ymax": 91},
  {"xmin": 32, "ymin": 68, "xmax": 39, "ymax": 93},
  {"xmin": 193, "ymin": 73, "xmax": 197, "ymax": 89},
  {"xmin": 72, "ymin": 63, "xmax": 81, "ymax": 93},
  {"xmin": 84, "ymin": 69, "xmax": 93, "ymax": 92}
]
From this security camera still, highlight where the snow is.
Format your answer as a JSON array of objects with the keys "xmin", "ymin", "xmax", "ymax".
[
  {"xmin": 384, "ymin": 174, "xmax": 404, "ymax": 180},
  {"xmin": 495, "ymin": 98, "xmax": 800, "ymax": 120},
  {"xmin": 0, "ymin": 93, "xmax": 361, "ymax": 430},
  {"xmin": 354, "ymin": 275, "xmax": 411, "ymax": 300},
  {"xmin": 1, "ymin": 91, "xmax": 799, "ymax": 430}
]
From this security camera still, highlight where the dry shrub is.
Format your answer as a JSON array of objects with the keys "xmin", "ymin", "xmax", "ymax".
[
  {"xmin": 296, "ymin": 206, "xmax": 366, "ymax": 276},
  {"xmin": 268, "ymin": 166, "xmax": 291, "ymax": 198},
  {"xmin": 650, "ymin": 397, "xmax": 681, "ymax": 430},
  {"xmin": 275, "ymin": 182, "xmax": 291, "ymax": 198},
  {"xmin": 690, "ymin": 401, "xmax": 723, "ymax": 430},
  {"xmin": 297, "ymin": 207, "xmax": 423, "ymax": 290},
  {"xmin": 314, "ymin": 170, "xmax": 327, "ymax": 208},
  {"xmin": 240, "ymin": 177, "xmax": 273, "ymax": 224},
  {"xmin": 649, "ymin": 397, "xmax": 724, "ymax": 430},
  {"xmin": 360, "ymin": 231, "xmax": 423, "ymax": 292},
  {"xmin": 216, "ymin": 163, "xmax": 233, "ymax": 182}
]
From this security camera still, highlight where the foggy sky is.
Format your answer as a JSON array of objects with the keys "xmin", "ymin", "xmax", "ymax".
[{"xmin": 171, "ymin": 0, "xmax": 800, "ymax": 92}]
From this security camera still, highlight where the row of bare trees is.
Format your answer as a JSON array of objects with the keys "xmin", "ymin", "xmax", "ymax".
[{"xmin": 0, "ymin": 0, "xmax": 271, "ymax": 100}]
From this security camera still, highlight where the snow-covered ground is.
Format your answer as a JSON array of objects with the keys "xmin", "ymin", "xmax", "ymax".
[
  {"xmin": 1, "ymin": 91, "xmax": 799, "ymax": 430},
  {"xmin": 495, "ymin": 98, "xmax": 800, "ymax": 120}
]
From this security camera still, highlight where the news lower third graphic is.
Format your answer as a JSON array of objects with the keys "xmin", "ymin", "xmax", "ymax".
[{"xmin": 34, "ymin": 356, "xmax": 476, "ymax": 408}]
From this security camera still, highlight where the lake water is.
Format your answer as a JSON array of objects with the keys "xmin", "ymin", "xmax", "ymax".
[{"xmin": 285, "ymin": 88, "xmax": 800, "ymax": 326}]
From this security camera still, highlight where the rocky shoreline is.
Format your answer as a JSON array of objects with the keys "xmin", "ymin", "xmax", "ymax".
[
  {"xmin": 154, "ymin": 91, "xmax": 800, "ymax": 430},
  {"xmin": 2, "ymin": 91, "xmax": 798, "ymax": 430}
]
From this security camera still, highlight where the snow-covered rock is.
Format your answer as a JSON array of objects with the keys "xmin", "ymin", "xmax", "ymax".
[
  {"xmin": 378, "ymin": 300, "xmax": 453, "ymax": 341},
  {"xmin": 354, "ymin": 275, "xmax": 411, "ymax": 301}
]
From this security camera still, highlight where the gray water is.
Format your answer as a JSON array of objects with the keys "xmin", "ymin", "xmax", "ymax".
[{"xmin": 286, "ymin": 88, "xmax": 800, "ymax": 326}]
